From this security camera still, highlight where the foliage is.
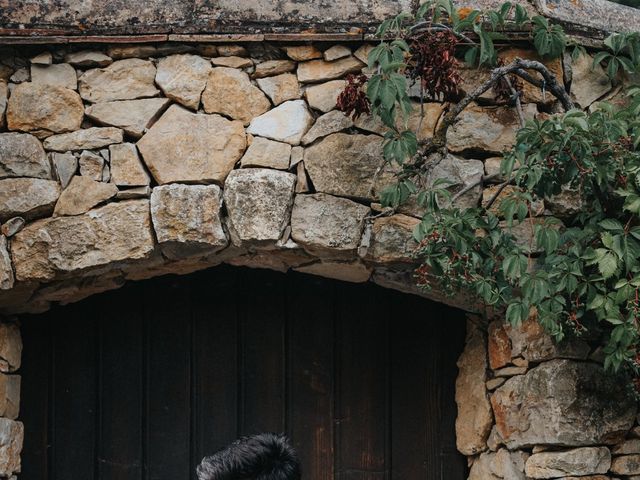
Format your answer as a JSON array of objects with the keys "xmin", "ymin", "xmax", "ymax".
[{"xmin": 340, "ymin": 0, "xmax": 640, "ymax": 390}]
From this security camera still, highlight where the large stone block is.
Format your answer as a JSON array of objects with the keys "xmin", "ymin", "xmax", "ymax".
[
  {"xmin": 0, "ymin": 133, "xmax": 50, "ymax": 179},
  {"xmin": 155, "ymin": 54, "xmax": 211, "ymax": 110},
  {"xmin": 290, "ymin": 193, "xmax": 370, "ymax": 256},
  {"xmin": 0, "ymin": 374, "xmax": 20, "ymax": 420},
  {"xmin": 0, "ymin": 178, "xmax": 60, "ymax": 222},
  {"xmin": 53, "ymin": 175, "xmax": 118, "ymax": 216},
  {"xmin": 85, "ymin": 98, "xmax": 171, "ymax": 138},
  {"xmin": 256, "ymin": 73, "xmax": 301, "ymax": 106},
  {"xmin": 0, "ymin": 418, "xmax": 22, "ymax": 476},
  {"xmin": 223, "ymin": 168, "xmax": 296, "ymax": 246},
  {"xmin": 525, "ymin": 447, "xmax": 611, "ymax": 479},
  {"xmin": 150, "ymin": 184, "xmax": 228, "ymax": 259},
  {"xmin": 491, "ymin": 359, "xmax": 637, "ymax": 449},
  {"xmin": 137, "ymin": 105, "xmax": 246, "ymax": 185},
  {"xmin": 43, "ymin": 127, "xmax": 123, "ymax": 152},
  {"xmin": 366, "ymin": 214, "xmax": 420, "ymax": 264},
  {"xmin": 109, "ymin": 143, "xmax": 150, "ymax": 187},
  {"xmin": 297, "ymin": 57, "xmax": 364, "ymax": 83},
  {"xmin": 78, "ymin": 58, "xmax": 159, "ymax": 103},
  {"xmin": 247, "ymin": 100, "xmax": 314, "ymax": 146},
  {"xmin": 11, "ymin": 200, "xmax": 155, "ymax": 282},
  {"xmin": 0, "ymin": 324, "xmax": 21, "ymax": 372},
  {"xmin": 0, "ymin": 237, "xmax": 13, "ymax": 291}
]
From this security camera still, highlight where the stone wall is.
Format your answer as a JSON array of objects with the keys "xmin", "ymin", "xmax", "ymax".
[{"xmin": 0, "ymin": 38, "xmax": 637, "ymax": 479}]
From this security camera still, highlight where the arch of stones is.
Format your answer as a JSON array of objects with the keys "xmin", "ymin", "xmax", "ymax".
[{"xmin": 0, "ymin": 0, "xmax": 639, "ymax": 477}]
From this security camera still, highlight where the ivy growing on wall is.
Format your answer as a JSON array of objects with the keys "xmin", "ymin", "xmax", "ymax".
[{"xmin": 337, "ymin": 0, "xmax": 640, "ymax": 392}]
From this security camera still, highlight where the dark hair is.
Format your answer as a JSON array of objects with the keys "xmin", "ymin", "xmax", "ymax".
[{"xmin": 196, "ymin": 433, "xmax": 301, "ymax": 480}]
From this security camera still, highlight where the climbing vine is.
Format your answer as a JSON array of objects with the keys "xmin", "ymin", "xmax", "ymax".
[{"xmin": 338, "ymin": 0, "xmax": 640, "ymax": 390}]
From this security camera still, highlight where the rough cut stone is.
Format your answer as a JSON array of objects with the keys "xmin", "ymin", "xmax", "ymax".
[
  {"xmin": 302, "ymin": 110, "xmax": 353, "ymax": 145},
  {"xmin": 0, "ymin": 237, "xmax": 13, "ymax": 291},
  {"xmin": 109, "ymin": 143, "xmax": 150, "ymax": 186},
  {"xmin": 85, "ymin": 98, "xmax": 170, "ymax": 138},
  {"xmin": 202, "ymin": 67, "xmax": 271, "ymax": 125},
  {"xmin": 253, "ymin": 60, "xmax": 296, "ymax": 78},
  {"xmin": 223, "ymin": 168, "xmax": 296, "ymax": 246},
  {"xmin": 611, "ymin": 454, "xmax": 640, "ymax": 475},
  {"xmin": 256, "ymin": 73, "xmax": 301, "ymax": 106},
  {"xmin": 247, "ymin": 100, "xmax": 314, "ymax": 145},
  {"xmin": 150, "ymin": 184, "xmax": 228, "ymax": 259},
  {"xmin": 64, "ymin": 50, "xmax": 113, "ymax": 68},
  {"xmin": 455, "ymin": 319, "xmax": 493, "ymax": 456},
  {"xmin": 448, "ymin": 104, "xmax": 537, "ymax": 154},
  {"xmin": 488, "ymin": 320, "xmax": 512, "ymax": 370},
  {"xmin": 106, "ymin": 44, "xmax": 157, "ymax": 60},
  {"xmin": 468, "ymin": 452, "xmax": 501, "ymax": 480},
  {"xmin": 0, "ymin": 418, "xmax": 22, "ymax": 476},
  {"xmin": 155, "ymin": 54, "xmax": 211, "ymax": 110},
  {"xmin": 30, "ymin": 52, "xmax": 52, "ymax": 65},
  {"xmin": 613, "ymin": 439, "xmax": 640, "ymax": 455},
  {"xmin": 0, "ymin": 324, "xmax": 21, "ymax": 372},
  {"xmin": 216, "ymin": 45, "xmax": 247, "ymax": 57},
  {"xmin": 366, "ymin": 214, "xmax": 419, "ymax": 264},
  {"xmin": 0, "ymin": 374, "xmax": 20, "ymax": 420},
  {"xmin": 491, "ymin": 359, "xmax": 637, "ymax": 449},
  {"xmin": 470, "ymin": 449, "xmax": 529, "ymax": 480},
  {"xmin": 323, "ymin": 45, "xmax": 351, "ymax": 61},
  {"xmin": 53, "ymin": 176, "xmax": 117, "ymax": 216},
  {"xmin": 116, "ymin": 186, "xmax": 151, "ymax": 200},
  {"xmin": 290, "ymin": 193, "xmax": 369, "ymax": 256},
  {"xmin": 240, "ymin": 137, "xmax": 291, "ymax": 170},
  {"xmin": 304, "ymin": 133, "xmax": 384, "ymax": 200},
  {"xmin": 78, "ymin": 58, "xmax": 159, "ymax": 103},
  {"xmin": 354, "ymin": 44, "xmax": 374, "ymax": 64},
  {"xmin": 486, "ymin": 377, "xmax": 506, "ymax": 391},
  {"xmin": 294, "ymin": 260, "xmax": 372, "ymax": 283},
  {"xmin": 427, "ymin": 153, "xmax": 484, "ymax": 209},
  {"xmin": 30, "ymin": 63, "xmax": 77, "ymax": 90},
  {"xmin": 494, "ymin": 365, "xmax": 527, "ymax": 377},
  {"xmin": 0, "ymin": 81, "xmax": 7, "ymax": 130},
  {"xmin": 43, "ymin": 127, "xmax": 123, "ymax": 152},
  {"xmin": 354, "ymin": 101, "xmax": 443, "ymax": 142},
  {"xmin": 569, "ymin": 52, "xmax": 612, "ymax": 108},
  {"xmin": 305, "ymin": 80, "xmax": 346, "ymax": 112},
  {"xmin": 0, "ymin": 178, "xmax": 60, "ymax": 222},
  {"xmin": 137, "ymin": 105, "xmax": 246, "ymax": 185},
  {"xmin": 49, "ymin": 152, "xmax": 76, "ymax": 188},
  {"xmin": 211, "ymin": 56, "xmax": 253, "ymax": 69},
  {"xmin": 0, "ymin": 132, "xmax": 50, "ymax": 179},
  {"xmin": 525, "ymin": 447, "xmax": 611, "ymax": 479},
  {"xmin": 7, "ymin": 82, "xmax": 84, "ymax": 134},
  {"xmin": 297, "ymin": 57, "xmax": 364, "ymax": 83},
  {"xmin": 295, "ymin": 161, "xmax": 309, "ymax": 193},
  {"xmin": 283, "ymin": 45, "xmax": 323, "ymax": 62},
  {"xmin": 11, "ymin": 200, "xmax": 154, "ymax": 282},
  {"xmin": 78, "ymin": 150, "xmax": 104, "ymax": 180},
  {"xmin": 0, "ymin": 218, "xmax": 25, "ymax": 238}
]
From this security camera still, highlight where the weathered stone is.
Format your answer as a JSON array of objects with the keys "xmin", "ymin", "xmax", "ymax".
[
  {"xmin": 297, "ymin": 57, "xmax": 364, "ymax": 83},
  {"xmin": 0, "ymin": 81, "xmax": 7, "ymax": 129},
  {"xmin": 456, "ymin": 319, "xmax": 493, "ymax": 456},
  {"xmin": 0, "ymin": 237, "xmax": 13, "ymax": 291},
  {"xmin": 302, "ymin": 110, "xmax": 353, "ymax": 145},
  {"xmin": 49, "ymin": 152, "xmax": 76, "ymax": 188},
  {"xmin": 30, "ymin": 52, "xmax": 52, "ymax": 65},
  {"xmin": 247, "ymin": 100, "xmax": 314, "ymax": 145},
  {"xmin": 64, "ymin": 50, "xmax": 113, "ymax": 68},
  {"xmin": 366, "ymin": 214, "xmax": 419, "ymax": 264},
  {"xmin": 30, "ymin": 63, "xmax": 77, "ymax": 90},
  {"xmin": 0, "ymin": 178, "xmax": 60, "ymax": 222},
  {"xmin": 354, "ymin": 44, "xmax": 374, "ymax": 64},
  {"xmin": 150, "ymin": 184, "xmax": 228, "ymax": 259},
  {"xmin": 290, "ymin": 193, "xmax": 369, "ymax": 256},
  {"xmin": 354, "ymin": 101, "xmax": 443, "ymax": 142},
  {"xmin": 486, "ymin": 377, "xmax": 506, "ymax": 391},
  {"xmin": 253, "ymin": 60, "xmax": 296, "ymax": 78},
  {"xmin": 305, "ymin": 80, "xmax": 346, "ymax": 113},
  {"xmin": 137, "ymin": 105, "xmax": 246, "ymax": 185},
  {"xmin": 613, "ymin": 439, "xmax": 640, "ymax": 455},
  {"xmin": 53, "ymin": 175, "xmax": 117, "ymax": 216},
  {"xmin": 256, "ymin": 73, "xmax": 301, "ymax": 106},
  {"xmin": 11, "ymin": 200, "xmax": 154, "ymax": 282},
  {"xmin": 0, "ymin": 132, "xmax": 50, "ymax": 179},
  {"xmin": 0, "ymin": 324, "xmax": 21, "ymax": 372},
  {"xmin": 525, "ymin": 447, "xmax": 611, "ymax": 479},
  {"xmin": 0, "ymin": 374, "xmax": 20, "ymax": 420},
  {"xmin": 545, "ymin": 186, "xmax": 583, "ymax": 220},
  {"xmin": 228, "ymin": 249, "xmax": 311, "ymax": 274},
  {"xmin": 240, "ymin": 136, "xmax": 291, "ymax": 169},
  {"xmin": 611, "ymin": 454, "xmax": 640, "ymax": 475},
  {"xmin": 78, "ymin": 150, "xmax": 104, "ymax": 180},
  {"xmin": 9, "ymin": 68, "xmax": 29, "ymax": 84},
  {"xmin": 507, "ymin": 314, "xmax": 590, "ymax": 362},
  {"xmin": 78, "ymin": 58, "xmax": 159, "ymax": 103},
  {"xmin": 43, "ymin": 127, "xmax": 123, "ymax": 152},
  {"xmin": 223, "ymin": 168, "xmax": 296, "ymax": 246},
  {"xmin": 323, "ymin": 45, "xmax": 351, "ymax": 61},
  {"xmin": 0, "ymin": 218, "xmax": 25, "ymax": 238},
  {"xmin": 109, "ymin": 143, "xmax": 150, "ymax": 187},
  {"xmin": 304, "ymin": 133, "xmax": 384, "ymax": 200},
  {"xmin": 494, "ymin": 365, "xmax": 527, "ymax": 377},
  {"xmin": 202, "ymin": 67, "xmax": 271, "ymax": 125},
  {"xmin": 116, "ymin": 186, "xmax": 151, "ymax": 200},
  {"xmin": 427, "ymin": 153, "xmax": 484, "ymax": 209},
  {"xmin": 155, "ymin": 54, "xmax": 211, "ymax": 110},
  {"xmin": 569, "ymin": 52, "xmax": 612, "ymax": 108},
  {"xmin": 211, "ymin": 56, "xmax": 253, "ymax": 69},
  {"xmin": 488, "ymin": 320, "xmax": 512, "ymax": 370},
  {"xmin": 484, "ymin": 157, "xmax": 506, "ymax": 181},
  {"xmin": 283, "ymin": 46, "xmax": 323, "ymax": 62},
  {"xmin": 448, "ymin": 104, "xmax": 537, "ymax": 154},
  {"xmin": 106, "ymin": 44, "xmax": 157, "ymax": 59},
  {"xmin": 7, "ymin": 82, "xmax": 84, "ymax": 134},
  {"xmin": 468, "ymin": 452, "xmax": 501, "ymax": 480},
  {"xmin": 491, "ymin": 359, "xmax": 637, "ymax": 449},
  {"xmin": 85, "ymin": 98, "xmax": 170, "ymax": 138},
  {"xmin": 294, "ymin": 260, "xmax": 372, "ymax": 283},
  {"xmin": 0, "ymin": 418, "xmax": 23, "ymax": 476},
  {"xmin": 295, "ymin": 161, "xmax": 310, "ymax": 193},
  {"xmin": 215, "ymin": 45, "xmax": 248, "ymax": 57},
  {"xmin": 290, "ymin": 146, "xmax": 304, "ymax": 168}
]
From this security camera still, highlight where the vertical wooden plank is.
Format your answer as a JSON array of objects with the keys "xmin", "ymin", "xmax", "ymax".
[
  {"xmin": 20, "ymin": 313, "xmax": 53, "ymax": 480},
  {"xmin": 98, "ymin": 284, "xmax": 144, "ymax": 480},
  {"xmin": 52, "ymin": 300, "xmax": 98, "ymax": 480},
  {"xmin": 239, "ymin": 268, "xmax": 286, "ymax": 435},
  {"xmin": 145, "ymin": 276, "xmax": 192, "ymax": 480},
  {"xmin": 191, "ymin": 267, "xmax": 240, "ymax": 474},
  {"xmin": 335, "ymin": 282, "xmax": 388, "ymax": 480},
  {"xmin": 287, "ymin": 272, "xmax": 334, "ymax": 480}
]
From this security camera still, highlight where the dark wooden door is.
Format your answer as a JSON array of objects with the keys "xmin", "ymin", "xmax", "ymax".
[{"xmin": 20, "ymin": 266, "xmax": 467, "ymax": 480}]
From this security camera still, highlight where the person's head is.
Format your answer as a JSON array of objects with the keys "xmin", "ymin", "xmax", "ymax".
[{"xmin": 197, "ymin": 432, "xmax": 301, "ymax": 480}]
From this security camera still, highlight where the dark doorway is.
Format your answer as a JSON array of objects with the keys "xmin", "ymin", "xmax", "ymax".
[{"xmin": 20, "ymin": 266, "xmax": 467, "ymax": 480}]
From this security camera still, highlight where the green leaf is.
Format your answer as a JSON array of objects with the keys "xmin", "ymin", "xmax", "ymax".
[{"xmin": 596, "ymin": 249, "xmax": 619, "ymax": 279}]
